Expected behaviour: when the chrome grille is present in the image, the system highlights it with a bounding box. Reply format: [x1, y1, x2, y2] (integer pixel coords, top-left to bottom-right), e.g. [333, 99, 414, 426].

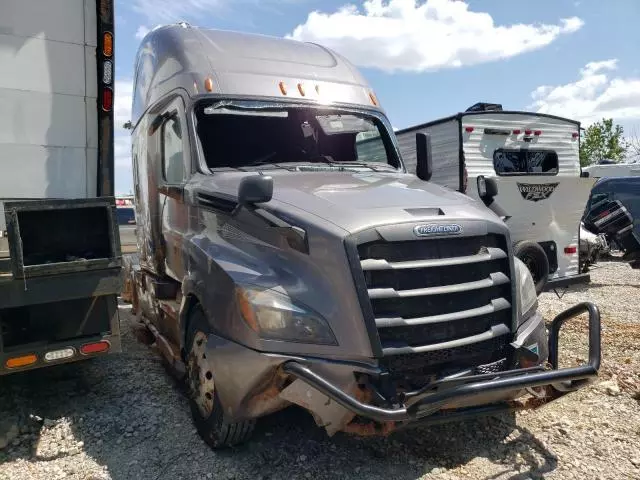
[355, 233, 513, 387]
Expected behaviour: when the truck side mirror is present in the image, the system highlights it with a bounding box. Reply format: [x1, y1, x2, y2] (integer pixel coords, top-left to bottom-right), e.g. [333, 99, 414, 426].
[238, 175, 273, 205]
[416, 132, 433, 182]
[477, 175, 498, 204]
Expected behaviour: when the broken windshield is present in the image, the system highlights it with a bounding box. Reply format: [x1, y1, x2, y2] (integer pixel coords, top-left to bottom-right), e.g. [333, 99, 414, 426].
[196, 101, 399, 171]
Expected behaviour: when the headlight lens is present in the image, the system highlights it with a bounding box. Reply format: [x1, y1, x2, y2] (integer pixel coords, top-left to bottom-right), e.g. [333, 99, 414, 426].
[514, 257, 537, 320]
[236, 286, 337, 345]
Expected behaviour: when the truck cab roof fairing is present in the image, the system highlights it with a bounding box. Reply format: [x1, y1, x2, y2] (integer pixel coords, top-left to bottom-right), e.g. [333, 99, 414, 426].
[131, 25, 382, 128]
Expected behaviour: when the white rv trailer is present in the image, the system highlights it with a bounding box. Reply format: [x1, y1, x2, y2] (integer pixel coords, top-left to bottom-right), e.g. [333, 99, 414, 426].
[582, 161, 640, 179]
[394, 103, 596, 293]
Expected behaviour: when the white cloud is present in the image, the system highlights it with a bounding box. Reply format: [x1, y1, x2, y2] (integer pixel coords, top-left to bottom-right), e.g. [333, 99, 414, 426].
[530, 59, 640, 125]
[286, 0, 583, 73]
[114, 80, 133, 129]
[114, 80, 133, 193]
[135, 25, 151, 40]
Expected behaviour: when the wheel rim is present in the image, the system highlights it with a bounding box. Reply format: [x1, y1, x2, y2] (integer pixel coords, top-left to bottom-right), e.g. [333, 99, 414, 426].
[187, 331, 215, 418]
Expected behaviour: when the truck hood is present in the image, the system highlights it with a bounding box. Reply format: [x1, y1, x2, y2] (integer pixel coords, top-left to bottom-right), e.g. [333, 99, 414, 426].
[195, 170, 497, 233]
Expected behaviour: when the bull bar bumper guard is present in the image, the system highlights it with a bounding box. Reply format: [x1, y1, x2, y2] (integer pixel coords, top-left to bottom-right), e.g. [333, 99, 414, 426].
[282, 302, 601, 423]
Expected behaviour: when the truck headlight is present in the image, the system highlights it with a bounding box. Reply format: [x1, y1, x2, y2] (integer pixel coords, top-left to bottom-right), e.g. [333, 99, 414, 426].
[236, 286, 337, 345]
[514, 257, 538, 320]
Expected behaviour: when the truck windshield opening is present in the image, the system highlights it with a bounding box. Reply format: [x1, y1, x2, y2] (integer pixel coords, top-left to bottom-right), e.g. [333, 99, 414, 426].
[493, 148, 559, 176]
[196, 103, 399, 171]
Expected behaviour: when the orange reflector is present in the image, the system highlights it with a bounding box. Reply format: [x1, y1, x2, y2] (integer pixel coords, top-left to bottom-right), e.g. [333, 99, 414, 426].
[6, 354, 37, 369]
[297, 83, 305, 96]
[279, 81, 287, 95]
[102, 87, 113, 111]
[80, 341, 110, 355]
[103, 32, 113, 57]
[204, 77, 214, 92]
[369, 92, 378, 106]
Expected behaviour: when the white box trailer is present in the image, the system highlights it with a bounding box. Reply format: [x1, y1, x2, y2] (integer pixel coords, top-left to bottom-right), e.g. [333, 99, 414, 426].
[395, 103, 596, 293]
[0, 0, 122, 375]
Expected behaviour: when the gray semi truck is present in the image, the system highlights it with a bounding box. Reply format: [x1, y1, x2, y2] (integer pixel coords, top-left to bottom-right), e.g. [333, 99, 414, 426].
[0, 0, 121, 374]
[124, 23, 601, 448]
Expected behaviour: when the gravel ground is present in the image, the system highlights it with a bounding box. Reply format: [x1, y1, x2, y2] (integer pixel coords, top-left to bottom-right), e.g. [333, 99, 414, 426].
[1, 259, 639, 480]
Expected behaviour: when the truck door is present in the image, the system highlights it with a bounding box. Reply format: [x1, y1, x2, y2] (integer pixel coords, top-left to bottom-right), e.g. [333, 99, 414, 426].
[158, 98, 190, 282]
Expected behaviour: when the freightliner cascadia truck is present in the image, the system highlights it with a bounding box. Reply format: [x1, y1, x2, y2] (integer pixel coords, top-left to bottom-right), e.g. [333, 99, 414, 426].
[123, 24, 602, 448]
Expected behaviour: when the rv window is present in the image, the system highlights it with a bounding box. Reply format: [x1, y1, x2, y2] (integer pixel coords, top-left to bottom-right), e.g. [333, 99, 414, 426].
[162, 115, 186, 184]
[493, 149, 559, 175]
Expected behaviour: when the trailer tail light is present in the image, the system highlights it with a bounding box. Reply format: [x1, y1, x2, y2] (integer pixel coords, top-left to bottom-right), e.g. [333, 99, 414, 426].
[534, 130, 542, 136]
[464, 126, 474, 133]
[102, 87, 113, 111]
[6, 354, 37, 369]
[103, 32, 113, 57]
[103, 60, 113, 85]
[512, 129, 521, 135]
[44, 348, 75, 362]
[80, 341, 110, 355]
[564, 246, 577, 254]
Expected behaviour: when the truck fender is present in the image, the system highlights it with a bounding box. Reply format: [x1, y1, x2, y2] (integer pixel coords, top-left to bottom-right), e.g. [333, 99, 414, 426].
[178, 271, 208, 353]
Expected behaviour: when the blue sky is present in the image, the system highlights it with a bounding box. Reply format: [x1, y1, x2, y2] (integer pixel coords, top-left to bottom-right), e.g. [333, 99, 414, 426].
[113, 0, 640, 194]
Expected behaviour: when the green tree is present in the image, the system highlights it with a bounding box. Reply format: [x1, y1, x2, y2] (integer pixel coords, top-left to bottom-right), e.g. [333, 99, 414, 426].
[579, 118, 627, 167]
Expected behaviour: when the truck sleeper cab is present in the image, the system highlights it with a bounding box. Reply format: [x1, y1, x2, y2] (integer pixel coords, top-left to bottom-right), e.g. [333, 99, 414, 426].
[126, 24, 601, 447]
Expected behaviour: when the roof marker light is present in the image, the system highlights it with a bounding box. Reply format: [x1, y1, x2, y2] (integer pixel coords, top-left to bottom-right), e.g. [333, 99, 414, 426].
[512, 129, 521, 135]
[103, 32, 113, 57]
[369, 92, 378, 106]
[297, 83, 305, 96]
[524, 129, 533, 135]
[204, 77, 214, 92]
[534, 130, 542, 136]
[279, 81, 288, 95]
[464, 126, 474, 133]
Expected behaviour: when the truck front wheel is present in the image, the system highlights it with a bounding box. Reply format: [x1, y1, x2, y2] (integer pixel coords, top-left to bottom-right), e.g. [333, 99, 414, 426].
[186, 305, 256, 448]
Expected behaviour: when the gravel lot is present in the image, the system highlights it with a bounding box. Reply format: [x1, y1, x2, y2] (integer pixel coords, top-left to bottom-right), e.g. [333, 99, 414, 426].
[1, 260, 639, 480]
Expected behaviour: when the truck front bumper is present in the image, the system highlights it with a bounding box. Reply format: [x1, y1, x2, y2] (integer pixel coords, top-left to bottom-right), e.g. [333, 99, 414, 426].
[281, 302, 601, 427]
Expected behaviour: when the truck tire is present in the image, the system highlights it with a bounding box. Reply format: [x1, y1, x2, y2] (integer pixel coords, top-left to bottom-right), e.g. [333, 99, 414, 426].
[185, 305, 256, 449]
[513, 241, 549, 295]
